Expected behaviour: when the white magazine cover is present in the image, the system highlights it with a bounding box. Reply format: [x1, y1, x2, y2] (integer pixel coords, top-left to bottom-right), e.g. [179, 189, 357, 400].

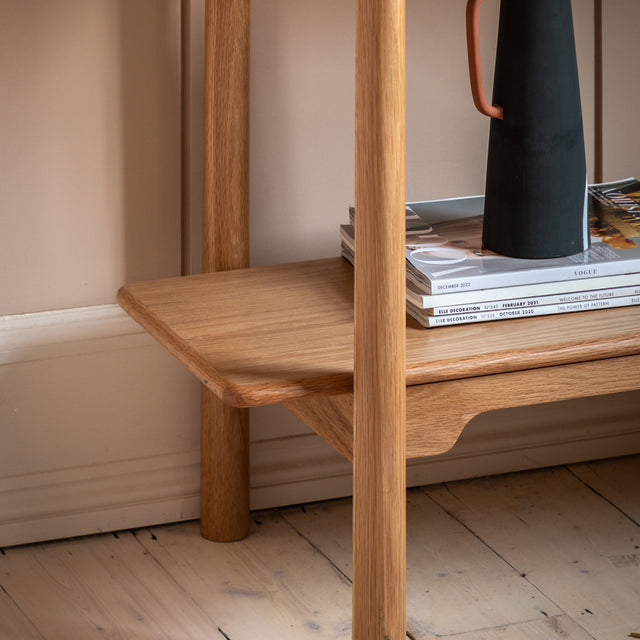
[403, 178, 640, 294]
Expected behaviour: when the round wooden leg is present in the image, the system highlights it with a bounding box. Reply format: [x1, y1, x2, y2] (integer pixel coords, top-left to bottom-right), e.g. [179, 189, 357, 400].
[200, 387, 250, 542]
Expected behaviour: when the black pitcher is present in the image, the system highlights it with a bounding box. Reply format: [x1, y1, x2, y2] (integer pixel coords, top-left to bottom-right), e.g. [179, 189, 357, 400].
[466, 0, 589, 259]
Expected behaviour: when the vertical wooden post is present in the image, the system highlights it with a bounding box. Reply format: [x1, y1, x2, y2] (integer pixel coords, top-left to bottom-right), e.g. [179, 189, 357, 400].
[200, 0, 251, 542]
[353, 0, 407, 638]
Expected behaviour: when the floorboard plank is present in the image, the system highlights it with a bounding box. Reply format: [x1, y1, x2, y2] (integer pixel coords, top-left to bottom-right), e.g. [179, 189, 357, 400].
[0, 531, 220, 640]
[569, 455, 640, 523]
[139, 515, 353, 639]
[1, 458, 637, 639]
[439, 615, 595, 639]
[425, 463, 640, 640]
[0, 584, 45, 640]
[282, 489, 561, 638]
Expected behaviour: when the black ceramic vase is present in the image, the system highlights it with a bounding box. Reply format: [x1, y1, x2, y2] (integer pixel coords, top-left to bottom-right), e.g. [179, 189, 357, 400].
[467, 0, 589, 259]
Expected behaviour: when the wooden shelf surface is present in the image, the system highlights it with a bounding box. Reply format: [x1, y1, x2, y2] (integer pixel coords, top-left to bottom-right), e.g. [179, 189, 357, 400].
[118, 257, 640, 407]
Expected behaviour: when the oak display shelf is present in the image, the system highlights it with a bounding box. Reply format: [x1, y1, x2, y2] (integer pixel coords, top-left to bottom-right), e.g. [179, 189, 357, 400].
[118, 256, 640, 403]
[118, 255, 640, 460]
[117, 1, 640, 638]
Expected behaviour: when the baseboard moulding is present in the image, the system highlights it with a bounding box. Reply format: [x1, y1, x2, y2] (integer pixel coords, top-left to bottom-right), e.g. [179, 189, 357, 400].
[1, 304, 638, 547]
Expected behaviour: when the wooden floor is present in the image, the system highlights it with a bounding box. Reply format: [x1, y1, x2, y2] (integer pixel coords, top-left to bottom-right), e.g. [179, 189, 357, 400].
[1, 455, 638, 640]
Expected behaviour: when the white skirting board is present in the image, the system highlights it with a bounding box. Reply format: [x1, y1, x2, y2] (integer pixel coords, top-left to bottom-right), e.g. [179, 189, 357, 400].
[1, 305, 639, 548]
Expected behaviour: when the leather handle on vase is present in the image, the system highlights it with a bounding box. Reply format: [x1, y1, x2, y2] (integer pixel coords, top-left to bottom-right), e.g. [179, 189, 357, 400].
[466, 0, 503, 120]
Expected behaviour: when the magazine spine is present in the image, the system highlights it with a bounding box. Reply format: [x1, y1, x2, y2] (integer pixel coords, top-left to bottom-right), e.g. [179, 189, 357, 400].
[413, 295, 640, 328]
[350, 239, 640, 309]
[429, 285, 640, 316]
[423, 259, 640, 294]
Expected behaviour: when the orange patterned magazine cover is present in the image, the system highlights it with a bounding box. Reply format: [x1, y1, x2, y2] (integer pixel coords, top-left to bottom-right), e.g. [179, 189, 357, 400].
[589, 179, 640, 250]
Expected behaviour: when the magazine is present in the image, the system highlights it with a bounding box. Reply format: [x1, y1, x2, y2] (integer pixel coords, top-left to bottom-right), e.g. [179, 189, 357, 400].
[345, 178, 640, 295]
[426, 284, 640, 316]
[408, 294, 640, 328]
[342, 226, 640, 309]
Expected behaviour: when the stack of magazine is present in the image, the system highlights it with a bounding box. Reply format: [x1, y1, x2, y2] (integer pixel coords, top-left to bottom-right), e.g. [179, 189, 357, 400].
[341, 177, 640, 328]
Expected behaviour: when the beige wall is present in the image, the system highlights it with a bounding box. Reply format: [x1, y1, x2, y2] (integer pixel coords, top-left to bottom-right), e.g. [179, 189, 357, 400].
[0, 0, 604, 317]
[602, 0, 640, 180]
[0, 0, 181, 316]
[0, 0, 193, 547]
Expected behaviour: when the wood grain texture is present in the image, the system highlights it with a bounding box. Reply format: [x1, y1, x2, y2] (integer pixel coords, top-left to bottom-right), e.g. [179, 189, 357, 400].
[200, 0, 251, 542]
[284, 396, 354, 460]
[353, 1, 406, 638]
[285, 355, 640, 462]
[0, 531, 221, 639]
[426, 466, 640, 638]
[200, 390, 249, 541]
[283, 490, 561, 638]
[404, 353, 640, 458]
[0, 587, 44, 640]
[139, 518, 353, 639]
[202, 0, 249, 273]
[3, 457, 638, 639]
[442, 616, 595, 639]
[284, 391, 468, 462]
[570, 455, 640, 523]
[118, 258, 640, 408]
